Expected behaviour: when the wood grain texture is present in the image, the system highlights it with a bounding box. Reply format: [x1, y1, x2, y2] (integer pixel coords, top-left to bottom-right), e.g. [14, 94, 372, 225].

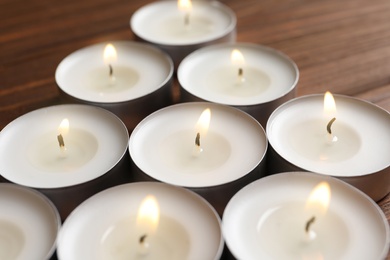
[1, 0, 389, 259]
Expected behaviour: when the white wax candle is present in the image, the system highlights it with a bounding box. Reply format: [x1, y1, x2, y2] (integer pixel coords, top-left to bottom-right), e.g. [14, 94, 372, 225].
[130, 1, 236, 46]
[223, 172, 390, 260]
[178, 43, 298, 106]
[57, 182, 223, 260]
[0, 104, 129, 188]
[129, 102, 267, 187]
[55, 41, 173, 103]
[266, 94, 390, 200]
[0, 184, 60, 260]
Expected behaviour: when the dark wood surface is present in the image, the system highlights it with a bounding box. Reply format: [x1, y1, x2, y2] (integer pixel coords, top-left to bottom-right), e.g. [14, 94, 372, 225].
[1, 0, 389, 259]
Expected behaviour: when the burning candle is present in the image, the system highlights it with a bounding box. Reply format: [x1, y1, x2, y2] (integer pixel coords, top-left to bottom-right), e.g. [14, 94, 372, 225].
[0, 183, 60, 260]
[178, 43, 299, 126]
[55, 41, 173, 129]
[266, 93, 390, 201]
[57, 182, 223, 259]
[129, 102, 267, 188]
[130, 0, 236, 67]
[0, 104, 129, 188]
[222, 172, 390, 260]
[129, 102, 267, 215]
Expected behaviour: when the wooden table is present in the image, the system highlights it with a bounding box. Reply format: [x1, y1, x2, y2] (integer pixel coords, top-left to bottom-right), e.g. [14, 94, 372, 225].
[1, 0, 389, 259]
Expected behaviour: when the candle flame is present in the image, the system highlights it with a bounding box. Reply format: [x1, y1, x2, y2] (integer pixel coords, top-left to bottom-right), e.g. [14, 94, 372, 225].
[305, 182, 331, 215]
[136, 195, 160, 235]
[178, 0, 192, 12]
[58, 118, 69, 136]
[231, 49, 245, 67]
[103, 43, 117, 65]
[195, 108, 211, 137]
[324, 91, 337, 118]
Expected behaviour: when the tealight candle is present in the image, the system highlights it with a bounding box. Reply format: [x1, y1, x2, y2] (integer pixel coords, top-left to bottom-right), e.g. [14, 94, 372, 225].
[57, 182, 223, 260]
[129, 102, 267, 215]
[178, 43, 299, 126]
[266, 93, 390, 201]
[0, 104, 129, 188]
[129, 102, 267, 188]
[55, 41, 174, 129]
[223, 172, 390, 260]
[0, 183, 60, 260]
[130, 0, 236, 67]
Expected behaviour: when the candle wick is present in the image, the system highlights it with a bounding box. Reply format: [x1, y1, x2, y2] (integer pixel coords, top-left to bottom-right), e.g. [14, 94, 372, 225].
[326, 117, 336, 135]
[57, 134, 65, 148]
[108, 64, 116, 85]
[238, 68, 243, 77]
[184, 13, 190, 26]
[305, 216, 316, 233]
[195, 132, 200, 147]
[109, 64, 113, 77]
[139, 234, 147, 244]
[237, 67, 245, 84]
[193, 132, 203, 157]
[138, 234, 150, 255]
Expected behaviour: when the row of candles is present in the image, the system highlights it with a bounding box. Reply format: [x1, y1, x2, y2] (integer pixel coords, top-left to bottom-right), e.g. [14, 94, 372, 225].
[0, 0, 389, 259]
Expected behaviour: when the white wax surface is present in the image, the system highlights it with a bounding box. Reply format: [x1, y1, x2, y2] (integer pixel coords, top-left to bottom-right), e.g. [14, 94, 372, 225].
[223, 172, 390, 260]
[0, 104, 129, 188]
[267, 94, 390, 176]
[0, 184, 60, 260]
[178, 43, 298, 105]
[129, 102, 267, 187]
[57, 182, 223, 260]
[130, 1, 236, 45]
[55, 41, 173, 103]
